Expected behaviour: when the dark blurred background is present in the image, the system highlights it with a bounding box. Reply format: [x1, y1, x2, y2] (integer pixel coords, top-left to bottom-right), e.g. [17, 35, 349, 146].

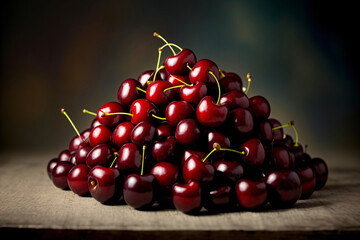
[1, 0, 359, 160]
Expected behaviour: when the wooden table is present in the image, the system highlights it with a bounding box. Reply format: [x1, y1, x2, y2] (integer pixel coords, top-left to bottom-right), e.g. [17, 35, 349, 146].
[0, 152, 359, 239]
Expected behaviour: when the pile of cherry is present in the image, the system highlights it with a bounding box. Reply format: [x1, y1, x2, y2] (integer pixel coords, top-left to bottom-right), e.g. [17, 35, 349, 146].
[47, 33, 328, 214]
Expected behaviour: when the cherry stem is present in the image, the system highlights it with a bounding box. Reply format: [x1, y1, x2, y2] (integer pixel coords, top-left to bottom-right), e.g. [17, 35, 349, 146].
[83, 109, 97, 116]
[202, 142, 245, 162]
[101, 112, 133, 118]
[61, 108, 81, 137]
[272, 120, 299, 147]
[155, 48, 162, 72]
[208, 70, 221, 105]
[159, 43, 183, 52]
[186, 64, 192, 71]
[152, 65, 165, 82]
[151, 114, 166, 121]
[140, 145, 146, 175]
[136, 87, 147, 94]
[245, 73, 252, 95]
[219, 69, 226, 78]
[170, 76, 191, 86]
[153, 32, 176, 55]
[109, 153, 118, 168]
[163, 85, 185, 93]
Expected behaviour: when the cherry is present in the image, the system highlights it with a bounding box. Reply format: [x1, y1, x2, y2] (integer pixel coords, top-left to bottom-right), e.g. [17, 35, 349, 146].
[182, 155, 215, 183]
[47, 158, 59, 179]
[240, 138, 265, 166]
[69, 153, 77, 165]
[165, 101, 194, 127]
[89, 125, 112, 147]
[189, 59, 220, 85]
[181, 149, 207, 166]
[196, 96, 228, 128]
[67, 163, 91, 196]
[131, 121, 156, 146]
[117, 78, 144, 107]
[235, 179, 267, 210]
[150, 162, 179, 188]
[123, 173, 157, 209]
[75, 145, 92, 165]
[51, 161, 74, 189]
[149, 67, 169, 82]
[172, 180, 202, 213]
[130, 99, 158, 125]
[167, 75, 191, 93]
[207, 131, 230, 158]
[165, 48, 197, 75]
[214, 160, 244, 183]
[269, 118, 284, 143]
[268, 146, 293, 170]
[219, 90, 249, 110]
[156, 123, 174, 139]
[97, 102, 124, 127]
[180, 82, 207, 104]
[229, 107, 253, 134]
[266, 170, 302, 208]
[175, 119, 201, 146]
[88, 166, 123, 204]
[219, 76, 242, 93]
[310, 158, 328, 190]
[112, 122, 134, 148]
[86, 144, 114, 169]
[296, 166, 316, 199]
[137, 70, 153, 89]
[68, 129, 90, 152]
[117, 143, 141, 174]
[58, 150, 71, 162]
[90, 118, 102, 129]
[203, 185, 235, 212]
[222, 72, 242, 83]
[152, 136, 177, 162]
[248, 96, 271, 120]
[255, 119, 274, 144]
[146, 80, 176, 107]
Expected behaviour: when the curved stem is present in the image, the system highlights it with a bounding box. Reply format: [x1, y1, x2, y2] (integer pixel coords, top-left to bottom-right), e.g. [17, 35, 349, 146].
[171, 76, 191, 86]
[163, 85, 185, 93]
[151, 114, 166, 121]
[159, 43, 183, 52]
[272, 120, 299, 147]
[245, 73, 252, 95]
[102, 112, 133, 117]
[152, 65, 165, 82]
[186, 64, 192, 71]
[61, 109, 80, 137]
[155, 49, 162, 72]
[208, 70, 221, 105]
[109, 153, 118, 168]
[219, 69, 226, 78]
[202, 148, 217, 162]
[83, 109, 97, 116]
[219, 148, 245, 155]
[153, 32, 176, 55]
[136, 87, 147, 94]
[140, 145, 146, 175]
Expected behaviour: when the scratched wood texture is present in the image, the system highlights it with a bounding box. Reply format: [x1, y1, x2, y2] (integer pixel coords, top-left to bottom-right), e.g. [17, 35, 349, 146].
[0, 152, 359, 239]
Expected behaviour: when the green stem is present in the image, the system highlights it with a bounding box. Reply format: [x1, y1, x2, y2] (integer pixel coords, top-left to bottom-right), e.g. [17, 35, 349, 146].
[159, 43, 183, 52]
[208, 70, 221, 105]
[245, 73, 252, 95]
[163, 85, 185, 93]
[151, 114, 166, 121]
[83, 109, 97, 116]
[136, 87, 147, 94]
[61, 109, 80, 137]
[109, 153, 118, 168]
[153, 32, 176, 55]
[102, 112, 133, 117]
[152, 65, 165, 82]
[140, 145, 146, 175]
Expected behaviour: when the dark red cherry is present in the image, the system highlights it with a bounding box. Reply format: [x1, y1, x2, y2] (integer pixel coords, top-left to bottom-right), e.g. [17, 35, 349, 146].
[97, 102, 124, 127]
[219, 90, 249, 110]
[149, 67, 169, 81]
[47, 158, 59, 179]
[165, 101, 194, 127]
[112, 122, 134, 148]
[180, 81, 207, 104]
[88, 166, 123, 204]
[236, 179, 267, 210]
[189, 59, 220, 85]
[69, 129, 90, 152]
[229, 108, 253, 134]
[90, 118, 102, 129]
[152, 136, 177, 162]
[130, 99, 158, 125]
[207, 131, 230, 158]
[256, 119, 274, 144]
[67, 163, 91, 196]
[58, 150, 71, 162]
[156, 124, 174, 139]
[117, 143, 141, 174]
[175, 119, 201, 146]
[117, 78, 144, 107]
[296, 166, 316, 199]
[181, 150, 207, 166]
[86, 144, 114, 169]
[203, 185, 234, 212]
[69, 153, 77, 165]
[219, 76, 242, 93]
[123, 173, 157, 209]
[222, 72, 242, 82]
[150, 162, 179, 188]
[266, 170, 302, 208]
[131, 121, 156, 146]
[214, 160, 244, 183]
[167, 75, 191, 93]
[248, 96, 271, 120]
[137, 70, 153, 89]
[89, 125, 112, 147]
[51, 161, 73, 189]
[269, 118, 284, 143]
[196, 96, 228, 128]
[240, 138, 265, 166]
[182, 155, 215, 183]
[310, 158, 328, 190]
[165, 48, 196, 75]
[269, 146, 293, 170]
[172, 180, 202, 213]
[75, 145, 92, 165]
[146, 80, 175, 107]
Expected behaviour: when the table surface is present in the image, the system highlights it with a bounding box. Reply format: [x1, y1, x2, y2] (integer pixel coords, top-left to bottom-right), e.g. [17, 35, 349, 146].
[0, 151, 359, 239]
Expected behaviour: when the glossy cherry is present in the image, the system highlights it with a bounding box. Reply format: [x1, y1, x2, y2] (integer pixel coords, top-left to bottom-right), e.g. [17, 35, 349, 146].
[189, 59, 220, 85]
[203, 185, 234, 212]
[165, 101, 194, 127]
[123, 173, 157, 209]
[180, 82, 207, 104]
[69, 129, 91, 152]
[51, 161, 74, 189]
[130, 99, 158, 125]
[214, 160, 244, 183]
[269, 118, 284, 143]
[240, 138, 265, 166]
[196, 96, 228, 128]
[86, 144, 114, 169]
[229, 107, 253, 134]
[97, 102, 124, 127]
[67, 163, 91, 196]
[165, 48, 196, 75]
[207, 131, 230, 158]
[131, 121, 156, 146]
[175, 119, 201, 146]
[219, 76, 242, 93]
[47, 158, 59, 179]
[112, 122, 134, 148]
[182, 155, 215, 183]
[236, 179, 267, 210]
[137, 70, 153, 89]
[266, 170, 302, 208]
[156, 124, 174, 139]
[172, 180, 202, 213]
[181, 150, 207, 166]
[255, 119, 274, 144]
[88, 166, 123, 204]
[296, 166, 316, 199]
[89, 125, 112, 147]
[116, 143, 141, 174]
[152, 136, 177, 162]
[167, 75, 191, 93]
[117, 78, 144, 107]
[75, 145, 92, 165]
[150, 162, 179, 188]
[58, 150, 71, 162]
[219, 90, 249, 110]
[146, 80, 176, 107]
[310, 158, 328, 190]
[248, 96, 271, 120]
[268, 146, 293, 170]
